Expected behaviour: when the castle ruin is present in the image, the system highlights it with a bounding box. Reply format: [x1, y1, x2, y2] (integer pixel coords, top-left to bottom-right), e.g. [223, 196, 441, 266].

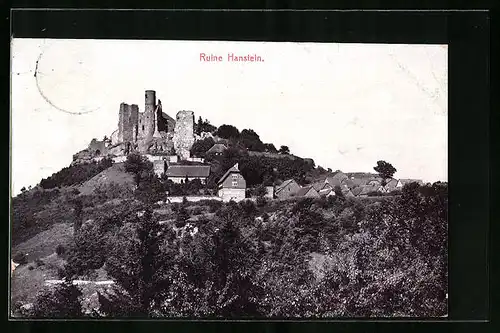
[73, 90, 197, 164]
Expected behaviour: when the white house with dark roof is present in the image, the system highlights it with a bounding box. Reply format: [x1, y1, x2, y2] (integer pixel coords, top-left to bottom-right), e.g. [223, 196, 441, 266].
[165, 164, 211, 184]
[217, 163, 246, 202]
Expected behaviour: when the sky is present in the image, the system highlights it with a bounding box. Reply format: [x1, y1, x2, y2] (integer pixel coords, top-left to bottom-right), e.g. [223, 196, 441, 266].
[10, 38, 448, 196]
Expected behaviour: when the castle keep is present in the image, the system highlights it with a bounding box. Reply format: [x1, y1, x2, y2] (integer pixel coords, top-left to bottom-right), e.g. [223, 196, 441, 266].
[73, 90, 197, 164]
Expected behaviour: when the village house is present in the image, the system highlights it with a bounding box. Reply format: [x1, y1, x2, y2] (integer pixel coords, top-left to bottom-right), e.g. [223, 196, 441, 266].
[206, 143, 227, 156]
[296, 185, 321, 198]
[325, 171, 349, 187]
[217, 163, 246, 202]
[165, 164, 211, 184]
[275, 179, 301, 199]
[319, 187, 336, 197]
[358, 184, 384, 197]
[383, 178, 403, 192]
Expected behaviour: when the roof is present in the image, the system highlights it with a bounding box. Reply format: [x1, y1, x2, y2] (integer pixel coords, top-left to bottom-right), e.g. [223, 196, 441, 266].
[325, 177, 343, 187]
[206, 143, 227, 154]
[359, 185, 381, 195]
[311, 181, 325, 191]
[342, 179, 355, 188]
[275, 179, 297, 193]
[351, 178, 369, 186]
[296, 186, 318, 197]
[217, 163, 242, 184]
[165, 165, 211, 178]
[351, 187, 363, 196]
[399, 179, 423, 185]
[384, 178, 399, 190]
[319, 188, 333, 196]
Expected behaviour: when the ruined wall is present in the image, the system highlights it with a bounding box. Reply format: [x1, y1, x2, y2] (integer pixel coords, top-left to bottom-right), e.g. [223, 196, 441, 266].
[118, 103, 139, 143]
[173, 110, 195, 160]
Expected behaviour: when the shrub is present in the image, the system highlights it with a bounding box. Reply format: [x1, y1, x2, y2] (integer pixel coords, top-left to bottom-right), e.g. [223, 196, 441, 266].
[55, 244, 66, 256]
[31, 282, 84, 318]
[13, 253, 28, 265]
[256, 196, 267, 207]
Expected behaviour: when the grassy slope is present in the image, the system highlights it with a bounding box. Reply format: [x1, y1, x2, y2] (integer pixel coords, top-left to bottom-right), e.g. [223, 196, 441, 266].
[78, 162, 135, 195]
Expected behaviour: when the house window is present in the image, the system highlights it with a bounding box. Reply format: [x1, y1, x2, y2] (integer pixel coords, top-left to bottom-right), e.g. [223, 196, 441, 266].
[232, 180, 238, 187]
[142, 125, 145, 131]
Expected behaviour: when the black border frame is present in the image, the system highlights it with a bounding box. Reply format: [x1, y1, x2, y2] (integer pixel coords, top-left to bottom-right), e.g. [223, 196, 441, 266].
[5, 5, 495, 333]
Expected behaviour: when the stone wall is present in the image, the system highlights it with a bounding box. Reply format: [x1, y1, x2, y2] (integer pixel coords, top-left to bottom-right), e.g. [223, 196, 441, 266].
[173, 110, 195, 160]
[118, 103, 139, 143]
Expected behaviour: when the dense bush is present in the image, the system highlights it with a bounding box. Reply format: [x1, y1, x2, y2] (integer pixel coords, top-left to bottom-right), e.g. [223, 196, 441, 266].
[30, 282, 84, 318]
[18, 181, 447, 318]
[40, 158, 113, 189]
[190, 137, 215, 157]
[13, 252, 28, 265]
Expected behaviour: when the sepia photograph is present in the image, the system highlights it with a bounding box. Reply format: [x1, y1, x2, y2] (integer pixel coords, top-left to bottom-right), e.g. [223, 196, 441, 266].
[10, 38, 448, 319]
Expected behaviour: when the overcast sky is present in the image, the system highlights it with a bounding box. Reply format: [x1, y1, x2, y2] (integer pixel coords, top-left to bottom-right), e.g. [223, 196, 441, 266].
[10, 38, 447, 195]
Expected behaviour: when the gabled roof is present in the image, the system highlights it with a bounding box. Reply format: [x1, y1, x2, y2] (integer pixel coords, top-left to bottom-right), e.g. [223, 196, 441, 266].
[296, 186, 319, 197]
[351, 178, 369, 186]
[325, 177, 343, 187]
[359, 184, 381, 195]
[384, 178, 400, 190]
[165, 165, 211, 178]
[217, 163, 242, 184]
[351, 187, 363, 196]
[275, 179, 298, 193]
[206, 143, 227, 154]
[311, 181, 325, 191]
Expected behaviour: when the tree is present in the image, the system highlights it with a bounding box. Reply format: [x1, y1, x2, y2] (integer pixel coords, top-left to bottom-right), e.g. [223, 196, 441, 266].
[373, 160, 397, 185]
[31, 281, 84, 318]
[190, 137, 215, 157]
[239, 129, 265, 152]
[264, 143, 278, 153]
[196, 117, 217, 135]
[99, 209, 170, 317]
[334, 185, 345, 199]
[124, 153, 153, 186]
[279, 145, 290, 154]
[72, 199, 83, 233]
[216, 124, 240, 139]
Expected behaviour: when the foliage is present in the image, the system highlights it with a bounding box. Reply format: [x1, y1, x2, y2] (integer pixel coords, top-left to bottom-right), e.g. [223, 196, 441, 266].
[190, 137, 215, 157]
[64, 221, 106, 278]
[373, 160, 397, 183]
[279, 145, 290, 154]
[13, 252, 28, 265]
[210, 149, 313, 189]
[30, 282, 84, 318]
[40, 158, 113, 189]
[263, 143, 278, 153]
[239, 129, 266, 152]
[55, 244, 66, 256]
[216, 124, 240, 139]
[124, 153, 153, 186]
[195, 117, 217, 135]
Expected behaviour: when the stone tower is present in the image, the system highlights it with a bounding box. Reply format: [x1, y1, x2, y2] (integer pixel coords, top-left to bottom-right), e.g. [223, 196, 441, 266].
[138, 90, 157, 140]
[173, 110, 195, 160]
